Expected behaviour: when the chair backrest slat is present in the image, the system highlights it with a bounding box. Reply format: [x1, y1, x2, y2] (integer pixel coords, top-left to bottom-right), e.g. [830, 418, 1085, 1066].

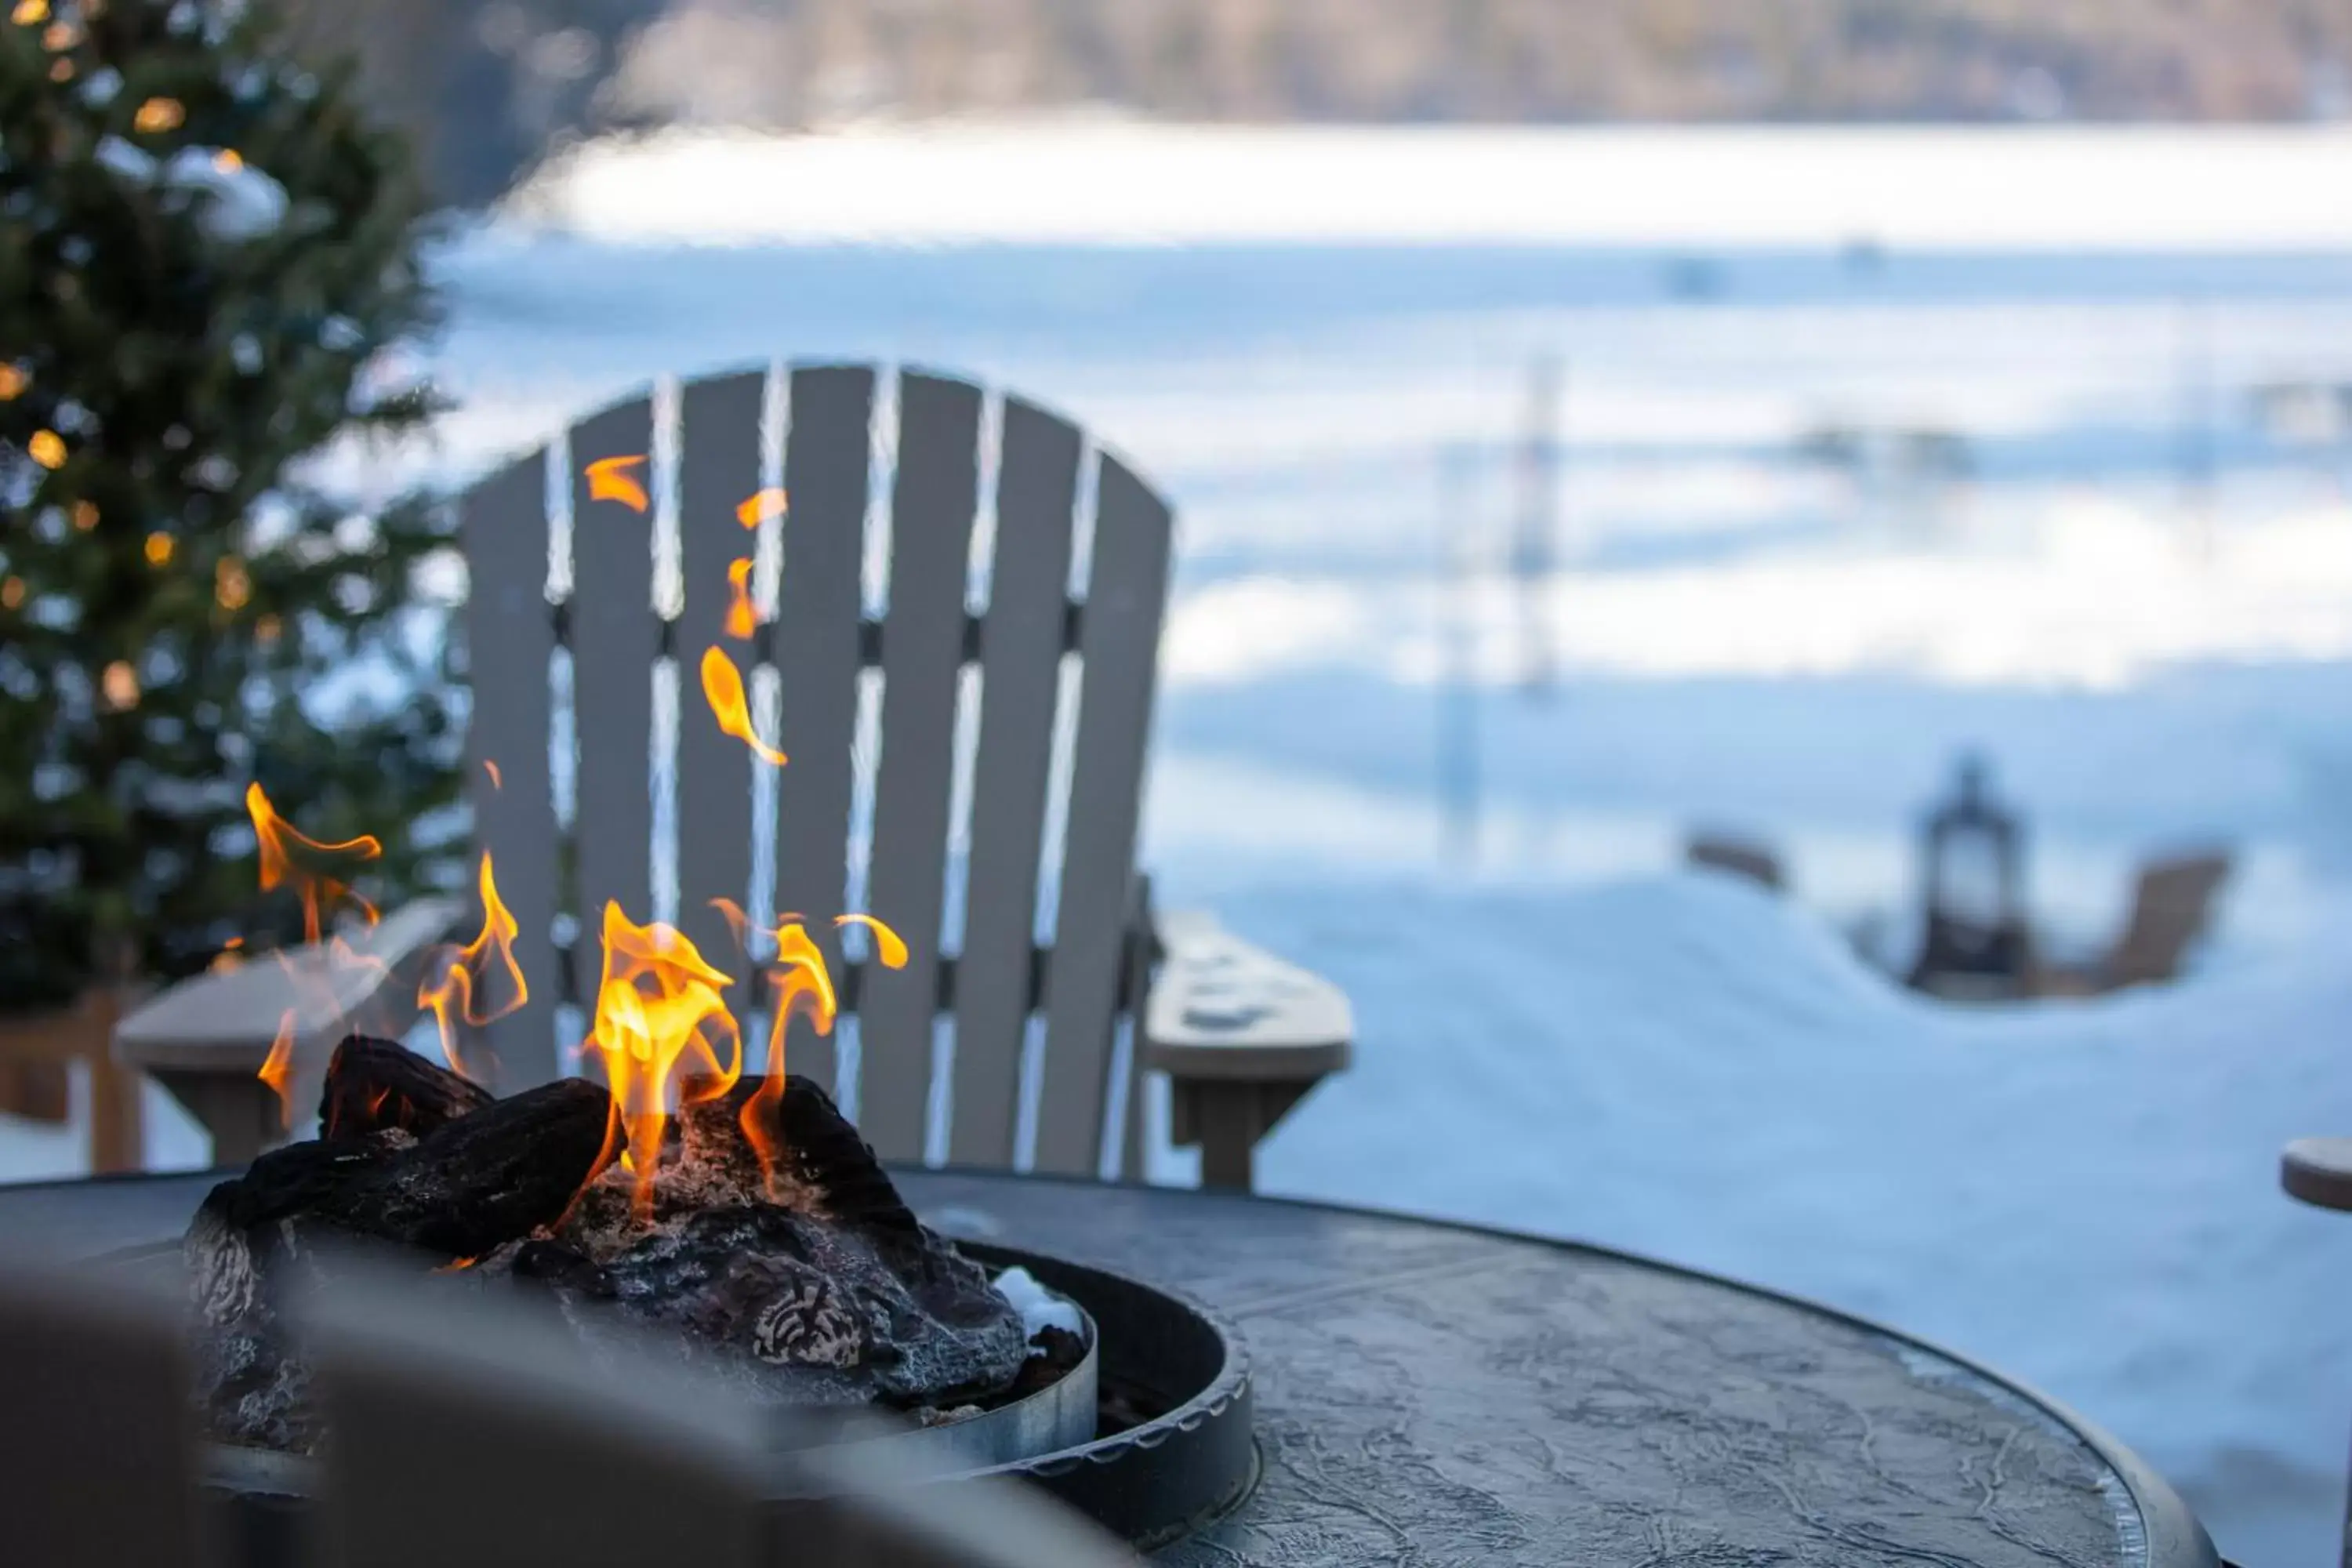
[1033, 455, 1171, 1177]
[859, 373, 984, 1161]
[769, 365, 877, 1098]
[461, 450, 563, 1088]
[568, 394, 660, 1007]
[673, 370, 769, 994]
[949, 397, 1082, 1168]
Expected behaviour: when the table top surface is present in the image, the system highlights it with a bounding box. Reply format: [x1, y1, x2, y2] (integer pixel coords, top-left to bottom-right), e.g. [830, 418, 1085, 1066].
[0, 1167, 2211, 1568]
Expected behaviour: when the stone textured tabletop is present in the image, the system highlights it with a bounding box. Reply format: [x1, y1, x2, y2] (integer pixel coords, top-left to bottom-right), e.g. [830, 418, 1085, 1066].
[0, 1167, 2214, 1568]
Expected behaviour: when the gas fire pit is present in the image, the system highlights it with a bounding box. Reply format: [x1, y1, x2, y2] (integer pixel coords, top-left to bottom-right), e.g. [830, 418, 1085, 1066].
[148, 1034, 1255, 1558]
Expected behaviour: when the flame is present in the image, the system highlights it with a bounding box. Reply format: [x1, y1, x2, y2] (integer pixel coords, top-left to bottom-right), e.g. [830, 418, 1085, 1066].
[417, 851, 528, 1086]
[709, 899, 906, 1197]
[584, 454, 649, 513]
[583, 902, 743, 1222]
[699, 646, 786, 766]
[834, 913, 909, 967]
[723, 557, 757, 639]
[259, 1011, 297, 1129]
[735, 487, 787, 528]
[244, 784, 384, 1129]
[482, 759, 503, 790]
[247, 782, 380, 942]
[737, 922, 839, 1194]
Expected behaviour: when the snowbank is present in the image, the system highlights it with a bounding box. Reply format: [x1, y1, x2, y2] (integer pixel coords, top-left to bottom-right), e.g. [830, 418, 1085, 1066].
[1168, 872, 2352, 1568]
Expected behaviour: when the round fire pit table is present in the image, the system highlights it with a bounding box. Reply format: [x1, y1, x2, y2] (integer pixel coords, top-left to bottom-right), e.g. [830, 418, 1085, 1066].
[0, 1167, 2215, 1568]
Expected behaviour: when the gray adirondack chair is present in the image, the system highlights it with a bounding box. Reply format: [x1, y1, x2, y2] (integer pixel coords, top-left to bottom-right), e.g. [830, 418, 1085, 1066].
[0, 1244, 1142, 1568]
[115, 362, 1349, 1189]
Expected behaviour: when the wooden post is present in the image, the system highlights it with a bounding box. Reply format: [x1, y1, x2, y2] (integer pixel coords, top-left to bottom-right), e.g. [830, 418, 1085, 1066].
[88, 935, 147, 1174]
[0, 979, 146, 1175]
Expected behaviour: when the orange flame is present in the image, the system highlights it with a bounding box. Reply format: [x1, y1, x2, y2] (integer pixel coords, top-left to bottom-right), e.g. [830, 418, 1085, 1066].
[245, 785, 384, 1130]
[259, 1011, 298, 1130]
[482, 759, 503, 790]
[739, 921, 839, 1196]
[417, 851, 529, 1087]
[584, 902, 743, 1222]
[735, 487, 787, 528]
[834, 913, 909, 967]
[699, 646, 786, 766]
[246, 782, 381, 944]
[584, 454, 649, 513]
[710, 899, 907, 1198]
[724, 557, 757, 640]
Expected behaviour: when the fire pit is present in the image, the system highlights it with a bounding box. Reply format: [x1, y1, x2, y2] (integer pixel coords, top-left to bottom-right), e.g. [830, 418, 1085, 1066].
[136, 1034, 1255, 1559]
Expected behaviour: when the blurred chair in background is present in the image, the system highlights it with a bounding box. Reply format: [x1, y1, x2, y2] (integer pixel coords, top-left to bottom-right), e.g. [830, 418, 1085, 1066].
[1684, 831, 1787, 894]
[2028, 851, 2233, 998]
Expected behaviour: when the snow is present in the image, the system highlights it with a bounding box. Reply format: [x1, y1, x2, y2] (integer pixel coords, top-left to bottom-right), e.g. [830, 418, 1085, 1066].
[93, 135, 288, 241]
[24, 125, 2352, 1566]
[990, 1265, 1085, 1348]
[1147, 873, 2351, 1568]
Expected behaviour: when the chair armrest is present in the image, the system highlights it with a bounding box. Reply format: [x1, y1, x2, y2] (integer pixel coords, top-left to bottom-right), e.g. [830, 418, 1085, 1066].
[2283, 1138, 2352, 1212]
[114, 897, 466, 1075]
[1142, 909, 1352, 1083]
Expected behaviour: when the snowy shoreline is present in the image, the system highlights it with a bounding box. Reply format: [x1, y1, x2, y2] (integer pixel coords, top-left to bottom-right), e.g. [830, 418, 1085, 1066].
[504, 122, 2352, 251]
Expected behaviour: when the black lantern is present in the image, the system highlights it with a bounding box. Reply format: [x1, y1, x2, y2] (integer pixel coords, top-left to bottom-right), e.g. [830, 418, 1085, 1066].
[1907, 753, 2032, 995]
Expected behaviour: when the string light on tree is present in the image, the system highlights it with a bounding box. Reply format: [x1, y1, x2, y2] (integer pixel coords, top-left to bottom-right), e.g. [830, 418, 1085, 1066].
[100, 661, 139, 710]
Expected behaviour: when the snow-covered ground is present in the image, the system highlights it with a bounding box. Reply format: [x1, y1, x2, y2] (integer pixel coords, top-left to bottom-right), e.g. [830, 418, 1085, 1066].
[12, 128, 2352, 1564]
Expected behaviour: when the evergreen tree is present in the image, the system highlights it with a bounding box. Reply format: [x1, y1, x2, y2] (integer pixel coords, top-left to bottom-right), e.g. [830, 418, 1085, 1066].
[0, 0, 461, 1010]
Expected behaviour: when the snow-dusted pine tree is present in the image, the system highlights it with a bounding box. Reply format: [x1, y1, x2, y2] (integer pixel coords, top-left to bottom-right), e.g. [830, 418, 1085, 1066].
[0, 0, 461, 1007]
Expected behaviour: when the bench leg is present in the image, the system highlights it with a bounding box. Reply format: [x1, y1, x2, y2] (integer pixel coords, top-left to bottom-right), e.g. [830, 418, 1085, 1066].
[1194, 1086, 1258, 1192]
[1172, 1078, 1323, 1193]
[152, 1071, 281, 1169]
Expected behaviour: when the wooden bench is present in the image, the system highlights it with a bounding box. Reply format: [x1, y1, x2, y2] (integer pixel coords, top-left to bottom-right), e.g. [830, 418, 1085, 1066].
[118, 362, 1349, 1189]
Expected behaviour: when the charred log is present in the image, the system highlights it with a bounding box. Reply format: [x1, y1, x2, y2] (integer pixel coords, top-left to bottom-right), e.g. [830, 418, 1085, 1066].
[195, 1076, 609, 1269]
[183, 1069, 1047, 1453]
[678, 1074, 916, 1235]
[316, 1034, 492, 1142]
